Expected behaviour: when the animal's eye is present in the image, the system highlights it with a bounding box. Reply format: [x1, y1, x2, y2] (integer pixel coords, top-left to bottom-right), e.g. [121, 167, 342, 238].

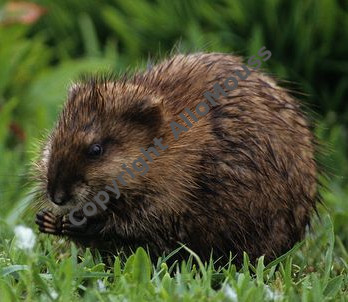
[87, 144, 103, 157]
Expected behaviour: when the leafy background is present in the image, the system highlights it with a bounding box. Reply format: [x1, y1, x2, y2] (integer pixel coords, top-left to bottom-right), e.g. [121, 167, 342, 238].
[0, 0, 347, 300]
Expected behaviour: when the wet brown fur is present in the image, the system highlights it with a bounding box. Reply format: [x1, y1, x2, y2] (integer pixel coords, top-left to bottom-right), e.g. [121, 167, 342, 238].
[34, 53, 318, 265]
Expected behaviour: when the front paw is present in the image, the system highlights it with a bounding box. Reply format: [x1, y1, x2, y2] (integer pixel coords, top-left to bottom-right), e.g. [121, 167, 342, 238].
[36, 210, 104, 240]
[61, 213, 104, 239]
[61, 214, 88, 237]
[35, 209, 62, 235]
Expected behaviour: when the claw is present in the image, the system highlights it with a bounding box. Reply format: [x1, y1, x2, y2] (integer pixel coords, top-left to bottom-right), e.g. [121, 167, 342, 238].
[39, 226, 60, 235]
[35, 209, 62, 235]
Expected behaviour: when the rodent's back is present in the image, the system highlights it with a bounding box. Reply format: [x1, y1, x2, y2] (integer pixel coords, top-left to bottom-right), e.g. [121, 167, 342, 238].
[135, 53, 317, 262]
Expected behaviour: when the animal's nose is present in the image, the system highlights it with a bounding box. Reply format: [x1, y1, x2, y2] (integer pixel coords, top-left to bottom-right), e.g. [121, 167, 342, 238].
[50, 190, 70, 205]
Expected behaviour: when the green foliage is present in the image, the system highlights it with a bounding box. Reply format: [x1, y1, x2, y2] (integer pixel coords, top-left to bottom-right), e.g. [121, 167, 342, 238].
[0, 216, 346, 301]
[31, 0, 348, 119]
[0, 0, 347, 300]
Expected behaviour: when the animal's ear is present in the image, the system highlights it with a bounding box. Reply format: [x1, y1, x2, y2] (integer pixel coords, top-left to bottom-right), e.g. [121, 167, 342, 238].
[122, 98, 163, 130]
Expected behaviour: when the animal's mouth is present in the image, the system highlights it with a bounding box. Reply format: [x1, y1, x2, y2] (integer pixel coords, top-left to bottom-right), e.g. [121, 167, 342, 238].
[45, 194, 82, 215]
[48, 202, 76, 216]
[43, 187, 125, 223]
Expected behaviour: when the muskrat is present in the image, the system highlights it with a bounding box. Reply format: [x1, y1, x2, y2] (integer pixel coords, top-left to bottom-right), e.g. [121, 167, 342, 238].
[34, 50, 318, 265]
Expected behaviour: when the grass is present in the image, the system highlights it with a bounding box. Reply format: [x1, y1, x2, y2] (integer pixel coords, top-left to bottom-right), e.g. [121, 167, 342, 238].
[0, 0, 347, 300]
[0, 215, 347, 301]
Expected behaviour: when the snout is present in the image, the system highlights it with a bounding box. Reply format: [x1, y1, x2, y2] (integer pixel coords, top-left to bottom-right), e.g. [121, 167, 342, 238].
[48, 189, 72, 205]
